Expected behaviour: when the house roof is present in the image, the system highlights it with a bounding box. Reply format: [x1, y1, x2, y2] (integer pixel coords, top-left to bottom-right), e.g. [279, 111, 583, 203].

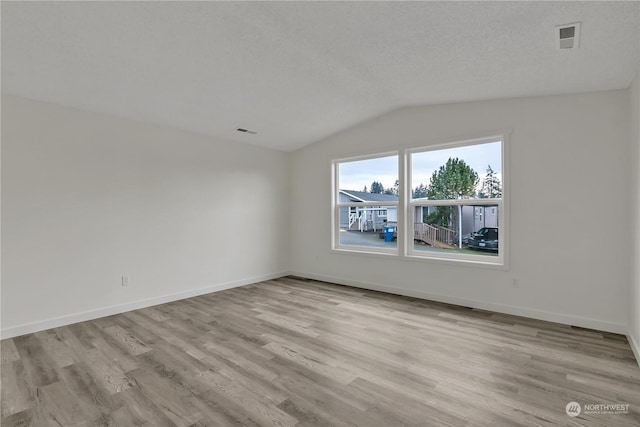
[2, 2, 638, 152]
[340, 190, 399, 203]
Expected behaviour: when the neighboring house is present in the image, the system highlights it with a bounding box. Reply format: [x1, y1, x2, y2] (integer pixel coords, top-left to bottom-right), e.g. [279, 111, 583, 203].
[415, 203, 498, 233]
[464, 205, 498, 232]
[342, 192, 498, 239]
[414, 203, 499, 247]
[339, 190, 398, 231]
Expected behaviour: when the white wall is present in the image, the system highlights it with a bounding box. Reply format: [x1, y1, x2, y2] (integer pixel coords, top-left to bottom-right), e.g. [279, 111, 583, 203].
[290, 90, 631, 333]
[630, 70, 640, 359]
[3, 89, 636, 341]
[1, 95, 290, 337]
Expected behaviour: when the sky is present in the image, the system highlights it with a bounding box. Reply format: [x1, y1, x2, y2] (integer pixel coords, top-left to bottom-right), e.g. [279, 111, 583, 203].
[338, 141, 502, 192]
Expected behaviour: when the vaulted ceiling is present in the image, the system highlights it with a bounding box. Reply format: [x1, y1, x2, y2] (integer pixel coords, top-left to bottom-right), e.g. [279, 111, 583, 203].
[2, 1, 638, 151]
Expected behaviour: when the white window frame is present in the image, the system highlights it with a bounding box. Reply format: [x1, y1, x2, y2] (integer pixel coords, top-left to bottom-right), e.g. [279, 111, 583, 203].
[331, 133, 508, 268]
[406, 136, 507, 266]
[332, 152, 400, 256]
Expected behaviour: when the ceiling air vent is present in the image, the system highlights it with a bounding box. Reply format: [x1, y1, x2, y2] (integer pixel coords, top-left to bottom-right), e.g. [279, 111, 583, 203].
[555, 22, 581, 50]
[236, 128, 257, 135]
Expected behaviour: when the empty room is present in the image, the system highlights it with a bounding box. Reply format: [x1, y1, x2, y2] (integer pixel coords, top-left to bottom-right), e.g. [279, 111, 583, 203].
[2, 1, 640, 426]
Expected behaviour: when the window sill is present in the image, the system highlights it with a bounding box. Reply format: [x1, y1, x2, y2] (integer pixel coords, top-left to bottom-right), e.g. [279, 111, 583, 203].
[330, 247, 508, 270]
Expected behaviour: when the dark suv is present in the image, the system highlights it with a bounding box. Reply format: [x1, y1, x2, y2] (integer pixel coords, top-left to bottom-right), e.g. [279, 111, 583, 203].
[468, 227, 498, 252]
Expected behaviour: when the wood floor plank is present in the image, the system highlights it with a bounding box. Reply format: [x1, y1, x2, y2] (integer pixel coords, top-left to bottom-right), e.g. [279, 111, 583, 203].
[80, 348, 135, 394]
[200, 337, 279, 383]
[101, 325, 152, 356]
[196, 369, 298, 427]
[350, 376, 469, 427]
[58, 361, 120, 420]
[109, 384, 179, 427]
[12, 335, 59, 388]
[34, 330, 79, 368]
[1, 339, 21, 364]
[1, 407, 49, 427]
[196, 388, 265, 427]
[2, 276, 639, 426]
[137, 306, 171, 323]
[36, 380, 88, 426]
[123, 311, 208, 360]
[1, 360, 34, 418]
[262, 340, 358, 385]
[125, 367, 202, 427]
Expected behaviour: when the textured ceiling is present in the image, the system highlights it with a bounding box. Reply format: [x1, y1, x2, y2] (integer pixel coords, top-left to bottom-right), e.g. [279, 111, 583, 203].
[2, 1, 639, 151]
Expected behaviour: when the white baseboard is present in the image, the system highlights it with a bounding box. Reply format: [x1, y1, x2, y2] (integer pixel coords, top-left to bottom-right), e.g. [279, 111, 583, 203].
[1, 271, 288, 339]
[290, 271, 628, 335]
[628, 330, 640, 368]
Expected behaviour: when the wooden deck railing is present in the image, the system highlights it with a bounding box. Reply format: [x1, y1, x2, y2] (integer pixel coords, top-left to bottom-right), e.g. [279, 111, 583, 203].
[414, 223, 457, 248]
[434, 225, 456, 245]
[414, 223, 437, 243]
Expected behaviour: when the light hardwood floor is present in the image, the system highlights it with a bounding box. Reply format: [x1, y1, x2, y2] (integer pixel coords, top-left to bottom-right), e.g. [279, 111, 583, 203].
[1, 276, 639, 426]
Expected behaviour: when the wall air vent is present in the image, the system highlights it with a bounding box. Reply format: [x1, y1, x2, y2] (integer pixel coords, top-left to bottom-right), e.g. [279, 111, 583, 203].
[555, 22, 581, 50]
[237, 128, 257, 135]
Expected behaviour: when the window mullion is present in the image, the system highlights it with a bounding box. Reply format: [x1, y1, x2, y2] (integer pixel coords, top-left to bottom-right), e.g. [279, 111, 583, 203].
[333, 135, 505, 266]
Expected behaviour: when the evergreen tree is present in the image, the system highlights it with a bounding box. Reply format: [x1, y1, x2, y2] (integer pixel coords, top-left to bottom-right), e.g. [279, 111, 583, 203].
[425, 158, 478, 228]
[412, 183, 428, 199]
[478, 165, 502, 198]
[426, 158, 478, 200]
[384, 179, 400, 196]
[370, 181, 385, 194]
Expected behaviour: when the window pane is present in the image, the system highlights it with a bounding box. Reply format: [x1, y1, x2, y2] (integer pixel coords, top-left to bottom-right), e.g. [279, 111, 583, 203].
[338, 155, 399, 201]
[413, 204, 499, 257]
[336, 154, 398, 251]
[411, 141, 502, 200]
[339, 205, 398, 249]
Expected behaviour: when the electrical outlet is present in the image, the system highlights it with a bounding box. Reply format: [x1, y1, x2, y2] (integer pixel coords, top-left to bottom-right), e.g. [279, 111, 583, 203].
[122, 275, 130, 287]
[512, 278, 519, 288]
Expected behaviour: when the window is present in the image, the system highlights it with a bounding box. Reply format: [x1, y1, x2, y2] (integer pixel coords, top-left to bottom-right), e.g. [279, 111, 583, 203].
[333, 154, 399, 253]
[332, 135, 507, 266]
[409, 138, 504, 264]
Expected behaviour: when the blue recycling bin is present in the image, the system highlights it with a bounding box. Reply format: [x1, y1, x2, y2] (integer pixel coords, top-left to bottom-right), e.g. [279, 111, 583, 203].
[384, 226, 395, 242]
